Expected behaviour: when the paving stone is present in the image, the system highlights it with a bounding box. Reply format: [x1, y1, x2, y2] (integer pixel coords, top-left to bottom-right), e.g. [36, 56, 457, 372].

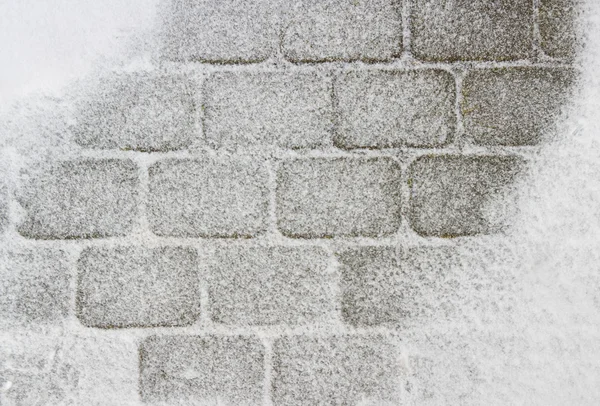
[0, 370, 65, 406]
[276, 157, 402, 238]
[338, 246, 466, 327]
[204, 71, 333, 150]
[161, 0, 278, 63]
[335, 69, 456, 148]
[408, 155, 525, 237]
[411, 0, 533, 61]
[76, 246, 200, 328]
[463, 67, 576, 146]
[148, 157, 269, 237]
[272, 335, 402, 405]
[208, 245, 335, 326]
[0, 249, 70, 326]
[17, 159, 139, 239]
[540, 0, 582, 58]
[282, 0, 402, 62]
[140, 335, 264, 405]
[74, 72, 196, 152]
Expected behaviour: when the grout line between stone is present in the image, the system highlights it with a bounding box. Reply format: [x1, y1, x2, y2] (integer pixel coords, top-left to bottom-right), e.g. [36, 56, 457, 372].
[262, 338, 274, 406]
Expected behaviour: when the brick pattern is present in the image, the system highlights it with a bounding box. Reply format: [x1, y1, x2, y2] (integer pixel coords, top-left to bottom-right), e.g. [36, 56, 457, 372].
[77, 246, 200, 328]
[17, 159, 139, 239]
[462, 67, 576, 146]
[74, 72, 196, 152]
[3, 1, 580, 405]
[147, 157, 269, 237]
[276, 157, 403, 238]
[408, 155, 525, 237]
[272, 335, 402, 405]
[208, 245, 335, 326]
[335, 69, 456, 148]
[0, 249, 70, 327]
[411, 0, 533, 62]
[540, 0, 582, 59]
[140, 335, 264, 404]
[281, 0, 403, 63]
[204, 71, 334, 149]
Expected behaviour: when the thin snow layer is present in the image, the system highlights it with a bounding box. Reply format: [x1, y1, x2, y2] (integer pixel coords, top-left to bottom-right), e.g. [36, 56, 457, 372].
[0, 1, 599, 405]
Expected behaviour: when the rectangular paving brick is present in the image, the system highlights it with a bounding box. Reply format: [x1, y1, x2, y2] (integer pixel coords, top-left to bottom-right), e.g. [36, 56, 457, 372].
[462, 67, 576, 146]
[77, 246, 200, 328]
[408, 155, 524, 237]
[276, 157, 402, 238]
[272, 335, 402, 405]
[161, 0, 278, 63]
[540, 0, 582, 58]
[18, 159, 139, 239]
[0, 249, 70, 327]
[338, 246, 464, 328]
[208, 245, 335, 326]
[74, 72, 196, 152]
[282, 0, 402, 62]
[204, 71, 333, 150]
[411, 0, 533, 61]
[335, 69, 456, 148]
[140, 335, 264, 405]
[148, 157, 269, 237]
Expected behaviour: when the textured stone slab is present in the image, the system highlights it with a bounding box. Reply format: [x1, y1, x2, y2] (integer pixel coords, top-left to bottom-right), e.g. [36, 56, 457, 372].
[272, 335, 402, 405]
[463, 68, 575, 146]
[540, 0, 582, 58]
[411, 0, 533, 61]
[140, 335, 264, 405]
[148, 157, 269, 237]
[0, 249, 70, 326]
[74, 72, 196, 152]
[338, 246, 465, 327]
[208, 246, 334, 325]
[18, 159, 139, 239]
[161, 0, 278, 63]
[276, 157, 402, 238]
[335, 69, 456, 148]
[408, 155, 524, 237]
[282, 0, 402, 62]
[76, 246, 200, 328]
[204, 72, 333, 150]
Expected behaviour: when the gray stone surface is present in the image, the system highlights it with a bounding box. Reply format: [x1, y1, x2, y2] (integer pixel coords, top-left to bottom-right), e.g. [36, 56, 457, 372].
[0, 371, 66, 406]
[74, 72, 196, 152]
[272, 335, 402, 405]
[148, 157, 269, 237]
[204, 72, 333, 150]
[18, 159, 139, 239]
[338, 246, 466, 327]
[463, 68, 575, 146]
[160, 0, 278, 63]
[540, 0, 582, 59]
[282, 0, 402, 62]
[208, 246, 334, 326]
[0, 249, 70, 326]
[276, 157, 402, 238]
[140, 335, 264, 405]
[335, 69, 456, 148]
[411, 0, 533, 61]
[408, 155, 525, 237]
[76, 246, 200, 328]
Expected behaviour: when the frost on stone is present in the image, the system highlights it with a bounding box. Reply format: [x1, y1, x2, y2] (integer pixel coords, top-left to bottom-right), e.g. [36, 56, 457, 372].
[0, 249, 70, 327]
[17, 159, 140, 239]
